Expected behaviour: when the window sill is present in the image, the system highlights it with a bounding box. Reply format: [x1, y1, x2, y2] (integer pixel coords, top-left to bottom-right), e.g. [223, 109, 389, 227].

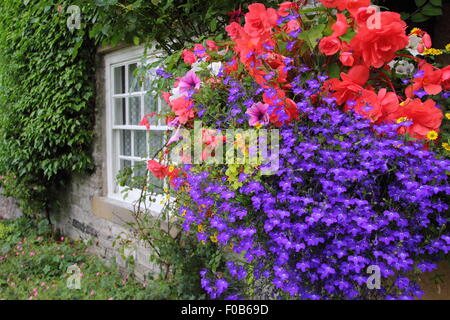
[92, 196, 179, 238]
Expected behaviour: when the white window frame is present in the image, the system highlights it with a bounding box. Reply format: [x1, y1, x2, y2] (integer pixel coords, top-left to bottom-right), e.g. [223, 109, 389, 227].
[104, 46, 168, 212]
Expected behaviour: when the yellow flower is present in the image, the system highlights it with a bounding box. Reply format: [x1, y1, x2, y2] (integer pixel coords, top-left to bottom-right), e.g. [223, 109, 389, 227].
[396, 117, 410, 124]
[445, 113, 450, 120]
[210, 232, 218, 243]
[446, 43, 450, 51]
[181, 210, 187, 216]
[426, 130, 438, 141]
[410, 28, 422, 36]
[443, 143, 450, 151]
[197, 224, 205, 233]
[423, 48, 443, 56]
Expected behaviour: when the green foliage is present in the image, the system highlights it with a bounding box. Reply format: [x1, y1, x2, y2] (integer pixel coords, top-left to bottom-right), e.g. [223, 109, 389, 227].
[0, 217, 159, 300]
[88, 0, 271, 54]
[0, 1, 100, 214]
[387, 0, 447, 23]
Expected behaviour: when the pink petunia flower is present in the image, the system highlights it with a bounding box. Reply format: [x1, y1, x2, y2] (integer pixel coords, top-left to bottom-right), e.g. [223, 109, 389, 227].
[178, 71, 201, 96]
[246, 102, 270, 127]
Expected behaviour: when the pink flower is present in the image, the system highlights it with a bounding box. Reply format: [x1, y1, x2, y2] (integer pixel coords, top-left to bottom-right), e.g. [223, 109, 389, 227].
[286, 19, 300, 33]
[90, 291, 95, 296]
[178, 71, 201, 96]
[181, 49, 196, 65]
[246, 102, 270, 127]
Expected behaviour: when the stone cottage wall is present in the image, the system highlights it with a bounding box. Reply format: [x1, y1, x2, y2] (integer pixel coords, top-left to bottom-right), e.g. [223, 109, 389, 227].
[50, 45, 160, 282]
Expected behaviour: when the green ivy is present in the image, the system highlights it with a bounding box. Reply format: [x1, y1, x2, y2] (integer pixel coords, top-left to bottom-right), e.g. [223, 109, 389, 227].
[0, 1, 99, 215]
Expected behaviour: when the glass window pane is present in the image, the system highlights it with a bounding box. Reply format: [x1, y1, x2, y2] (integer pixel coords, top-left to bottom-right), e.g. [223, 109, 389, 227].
[134, 161, 147, 178]
[148, 130, 164, 158]
[134, 130, 147, 158]
[120, 159, 132, 170]
[144, 94, 158, 126]
[129, 96, 141, 125]
[144, 69, 156, 91]
[114, 66, 125, 94]
[120, 130, 132, 156]
[128, 63, 140, 93]
[114, 98, 126, 125]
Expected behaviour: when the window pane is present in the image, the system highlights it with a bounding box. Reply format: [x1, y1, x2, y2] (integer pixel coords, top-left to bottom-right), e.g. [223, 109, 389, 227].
[128, 63, 140, 93]
[129, 96, 141, 125]
[120, 130, 132, 156]
[144, 94, 158, 126]
[134, 130, 147, 158]
[114, 66, 125, 94]
[114, 98, 126, 125]
[144, 69, 156, 91]
[134, 161, 147, 178]
[148, 130, 164, 157]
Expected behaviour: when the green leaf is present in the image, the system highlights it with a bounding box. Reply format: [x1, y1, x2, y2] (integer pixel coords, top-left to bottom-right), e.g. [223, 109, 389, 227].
[415, 0, 427, 7]
[421, 4, 443, 16]
[328, 63, 341, 79]
[133, 36, 140, 45]
[411, 12, 430, 22]
[299, 23, 326, 50]
[430, 0, 442, 6]
[340, 29, 356, 43]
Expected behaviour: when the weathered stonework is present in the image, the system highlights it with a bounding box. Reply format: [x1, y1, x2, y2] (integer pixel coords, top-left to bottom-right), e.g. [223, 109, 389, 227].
[0, 190, 23, 220]
[50, 46, 159, 283]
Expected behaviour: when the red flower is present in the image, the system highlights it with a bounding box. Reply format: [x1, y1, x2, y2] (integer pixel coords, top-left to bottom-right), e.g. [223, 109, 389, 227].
[390, 99, 443, 139]
[206, 40, 219, 51]
[406, 63, 443, 97]
[319, 36, 341, 56]
[332, 13, 348, 37]
[226, 22, 243, 41]
[278, 1, 298, 17]
[350, 11, 409, 68]
[345, 0, 370, 16]
[139, 112, 158, 130]
[441, 66, 450, 91]
[181, 49, 196, 65]
[324, 65, 369, 105]
[147, 160, 168, 180]
[226, 10, 243, 23]
[345, 88, 399, 123]
[170, 97, 195, 124]
[339, 51, 354, 66]
[319, 0, 347, 10]
[243, 3, 278, 40]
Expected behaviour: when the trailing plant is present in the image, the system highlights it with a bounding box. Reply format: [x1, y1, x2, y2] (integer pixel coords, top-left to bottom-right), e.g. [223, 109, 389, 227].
[135, 0, 450, 300]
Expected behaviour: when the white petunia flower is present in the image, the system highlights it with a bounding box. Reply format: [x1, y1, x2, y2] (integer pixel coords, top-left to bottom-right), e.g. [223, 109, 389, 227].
[207, 62, 223, 77]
